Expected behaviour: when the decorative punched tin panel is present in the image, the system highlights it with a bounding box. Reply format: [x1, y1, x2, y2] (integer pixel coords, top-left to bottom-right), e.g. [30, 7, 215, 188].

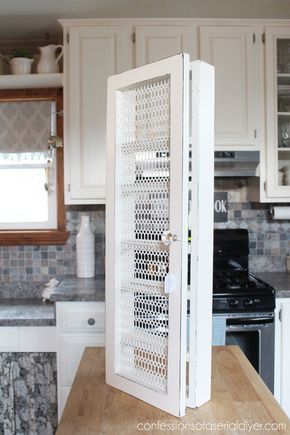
[116, 76, 171, 393]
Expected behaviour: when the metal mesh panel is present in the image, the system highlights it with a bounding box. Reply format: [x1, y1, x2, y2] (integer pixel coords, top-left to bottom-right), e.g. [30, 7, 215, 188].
[116, 76, 170, 393]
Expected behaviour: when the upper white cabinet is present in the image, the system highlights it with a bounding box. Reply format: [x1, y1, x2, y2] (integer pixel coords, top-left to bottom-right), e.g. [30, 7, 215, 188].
[60, 19, 290, 203]
[135, 25, 197, 66]
[61, 23, 133, 204]
[200, 26, 262, 150]
[261, 27, 290, 202]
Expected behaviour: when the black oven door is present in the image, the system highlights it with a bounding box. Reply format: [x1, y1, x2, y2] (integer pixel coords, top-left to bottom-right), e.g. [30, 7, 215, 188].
[226, 315, 274, 393]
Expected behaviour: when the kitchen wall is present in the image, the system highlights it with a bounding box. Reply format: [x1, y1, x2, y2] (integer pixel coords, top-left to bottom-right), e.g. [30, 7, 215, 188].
[1, 178, 289, 290]
[215, 179, 290, 272]
[0, 205, 105, 286]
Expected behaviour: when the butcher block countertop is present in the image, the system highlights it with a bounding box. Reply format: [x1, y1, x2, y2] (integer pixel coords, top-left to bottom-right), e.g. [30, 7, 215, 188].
[57, 346, 290, 435]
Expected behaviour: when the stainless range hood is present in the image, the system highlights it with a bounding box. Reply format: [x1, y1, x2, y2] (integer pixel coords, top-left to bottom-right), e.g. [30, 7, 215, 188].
[214, 151, 260, 177]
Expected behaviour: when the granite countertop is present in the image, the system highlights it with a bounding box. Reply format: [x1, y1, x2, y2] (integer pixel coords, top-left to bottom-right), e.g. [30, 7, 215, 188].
[50, 276, 105, 302]
[255, 272, 290, 298]
[0, 276, 105, 327]
[0, 299, 55, 326]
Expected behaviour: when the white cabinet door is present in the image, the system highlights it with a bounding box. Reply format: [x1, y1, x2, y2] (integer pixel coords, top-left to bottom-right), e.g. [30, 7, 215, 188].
[275, 298, 290, 418]
[135, 25, 196, 66]
[58, 387, 71, 419]
[59, 334, 105, 386]
[261, 27, 290, 202]
[106, 53, 190, 417]
[57, 334, 104, 418]
[200, 26, 261, 150]
[63, 25, 133, 204]
[106, 54, 214, 416]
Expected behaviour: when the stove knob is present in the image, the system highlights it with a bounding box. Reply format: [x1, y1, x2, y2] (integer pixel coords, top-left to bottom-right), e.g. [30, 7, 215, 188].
[244, 298, 254, 308]
[229, 298, 239, 308]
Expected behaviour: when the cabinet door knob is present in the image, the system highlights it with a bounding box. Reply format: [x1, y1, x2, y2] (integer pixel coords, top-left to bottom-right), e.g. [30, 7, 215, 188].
[88, 318, 96, 326]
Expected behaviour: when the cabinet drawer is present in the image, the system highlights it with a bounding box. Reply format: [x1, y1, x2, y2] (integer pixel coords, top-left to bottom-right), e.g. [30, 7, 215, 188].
[0, 327, 19, 351]
[57, 302, 105, 333]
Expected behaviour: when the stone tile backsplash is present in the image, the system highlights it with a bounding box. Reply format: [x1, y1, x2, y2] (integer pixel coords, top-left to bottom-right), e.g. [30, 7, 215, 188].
[1, 179, 290, 287]
[214, 179, 290, 272]
[0, 205, 105, 284]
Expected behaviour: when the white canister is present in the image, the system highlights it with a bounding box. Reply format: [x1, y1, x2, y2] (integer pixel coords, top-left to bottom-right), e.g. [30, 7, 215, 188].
[10, 57, 34, 75]
[76, 215, 95, 278]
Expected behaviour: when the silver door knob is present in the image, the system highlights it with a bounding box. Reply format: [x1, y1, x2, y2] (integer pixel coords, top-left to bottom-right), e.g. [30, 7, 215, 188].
[161, 231, 177, 246]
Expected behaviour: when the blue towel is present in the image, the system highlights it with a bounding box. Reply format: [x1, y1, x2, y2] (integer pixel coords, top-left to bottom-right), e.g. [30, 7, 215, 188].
[212, 316, 227, 345]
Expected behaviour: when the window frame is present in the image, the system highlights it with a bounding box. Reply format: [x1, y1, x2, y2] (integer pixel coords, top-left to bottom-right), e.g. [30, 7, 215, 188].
[0, 88, 69, 245]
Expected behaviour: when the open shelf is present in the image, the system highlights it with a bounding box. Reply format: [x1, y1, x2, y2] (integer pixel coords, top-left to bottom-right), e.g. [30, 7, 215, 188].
[0, 73, 63, 90]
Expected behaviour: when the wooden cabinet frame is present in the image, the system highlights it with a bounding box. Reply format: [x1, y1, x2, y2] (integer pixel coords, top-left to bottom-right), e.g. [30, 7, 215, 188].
[0, 88, 69, 245]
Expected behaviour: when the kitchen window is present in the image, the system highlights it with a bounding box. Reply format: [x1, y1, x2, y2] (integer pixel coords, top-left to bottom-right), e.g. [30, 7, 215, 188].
[0, 88, 68, 245]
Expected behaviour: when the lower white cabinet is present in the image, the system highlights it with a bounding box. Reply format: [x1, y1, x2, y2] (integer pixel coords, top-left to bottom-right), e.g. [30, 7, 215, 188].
[275, 298, 290, 417]
[56, 301, 105, 419]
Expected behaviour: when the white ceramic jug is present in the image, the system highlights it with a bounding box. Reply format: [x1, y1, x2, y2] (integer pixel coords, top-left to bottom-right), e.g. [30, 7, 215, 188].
[37, 44, 63, 74]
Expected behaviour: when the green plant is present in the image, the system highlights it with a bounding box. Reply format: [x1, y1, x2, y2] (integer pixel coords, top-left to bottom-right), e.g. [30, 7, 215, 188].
[11, 49, 33, 59]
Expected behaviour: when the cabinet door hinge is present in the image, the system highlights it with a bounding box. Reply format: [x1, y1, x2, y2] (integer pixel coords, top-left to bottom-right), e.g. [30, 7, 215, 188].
[253, 33, 256, 44]
[66, 33, 70, 44]
[131, 32, 136, 43]
[262, 33, 265, 44]
[264, 181, 267, 191]
[254, 129, 257, 138]
[67, 183, 71, 192]
[279, 308, 282, 322]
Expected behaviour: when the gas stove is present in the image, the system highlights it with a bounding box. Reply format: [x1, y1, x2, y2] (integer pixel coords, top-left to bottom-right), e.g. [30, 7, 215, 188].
[213, 229, 275, 313]
[212, 229, 275, 393]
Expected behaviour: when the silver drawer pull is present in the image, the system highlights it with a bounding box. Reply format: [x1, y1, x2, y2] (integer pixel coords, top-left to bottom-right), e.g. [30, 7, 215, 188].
[87, 318, 96, 326]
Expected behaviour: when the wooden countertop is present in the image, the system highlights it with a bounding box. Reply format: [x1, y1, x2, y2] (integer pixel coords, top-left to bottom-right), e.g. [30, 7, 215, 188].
[57, 346, 290, 435]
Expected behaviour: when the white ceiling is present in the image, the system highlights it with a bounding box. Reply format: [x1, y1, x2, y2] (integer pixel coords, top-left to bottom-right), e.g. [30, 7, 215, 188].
[0, 0, 290, 41]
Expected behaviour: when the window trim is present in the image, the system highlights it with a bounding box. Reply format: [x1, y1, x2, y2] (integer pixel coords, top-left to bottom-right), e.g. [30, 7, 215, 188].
[0, 88, 69, 245]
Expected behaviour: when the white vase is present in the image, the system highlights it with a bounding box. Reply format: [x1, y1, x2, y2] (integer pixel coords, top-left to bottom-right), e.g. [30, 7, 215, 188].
[76, 215, 95, 278]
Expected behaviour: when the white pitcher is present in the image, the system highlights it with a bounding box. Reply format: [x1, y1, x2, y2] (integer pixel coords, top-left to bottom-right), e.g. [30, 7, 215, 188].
[37, 44, 63, 74]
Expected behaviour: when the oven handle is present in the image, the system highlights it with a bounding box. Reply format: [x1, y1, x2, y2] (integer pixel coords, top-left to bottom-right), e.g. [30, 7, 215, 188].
[227, 317, 274, 326]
